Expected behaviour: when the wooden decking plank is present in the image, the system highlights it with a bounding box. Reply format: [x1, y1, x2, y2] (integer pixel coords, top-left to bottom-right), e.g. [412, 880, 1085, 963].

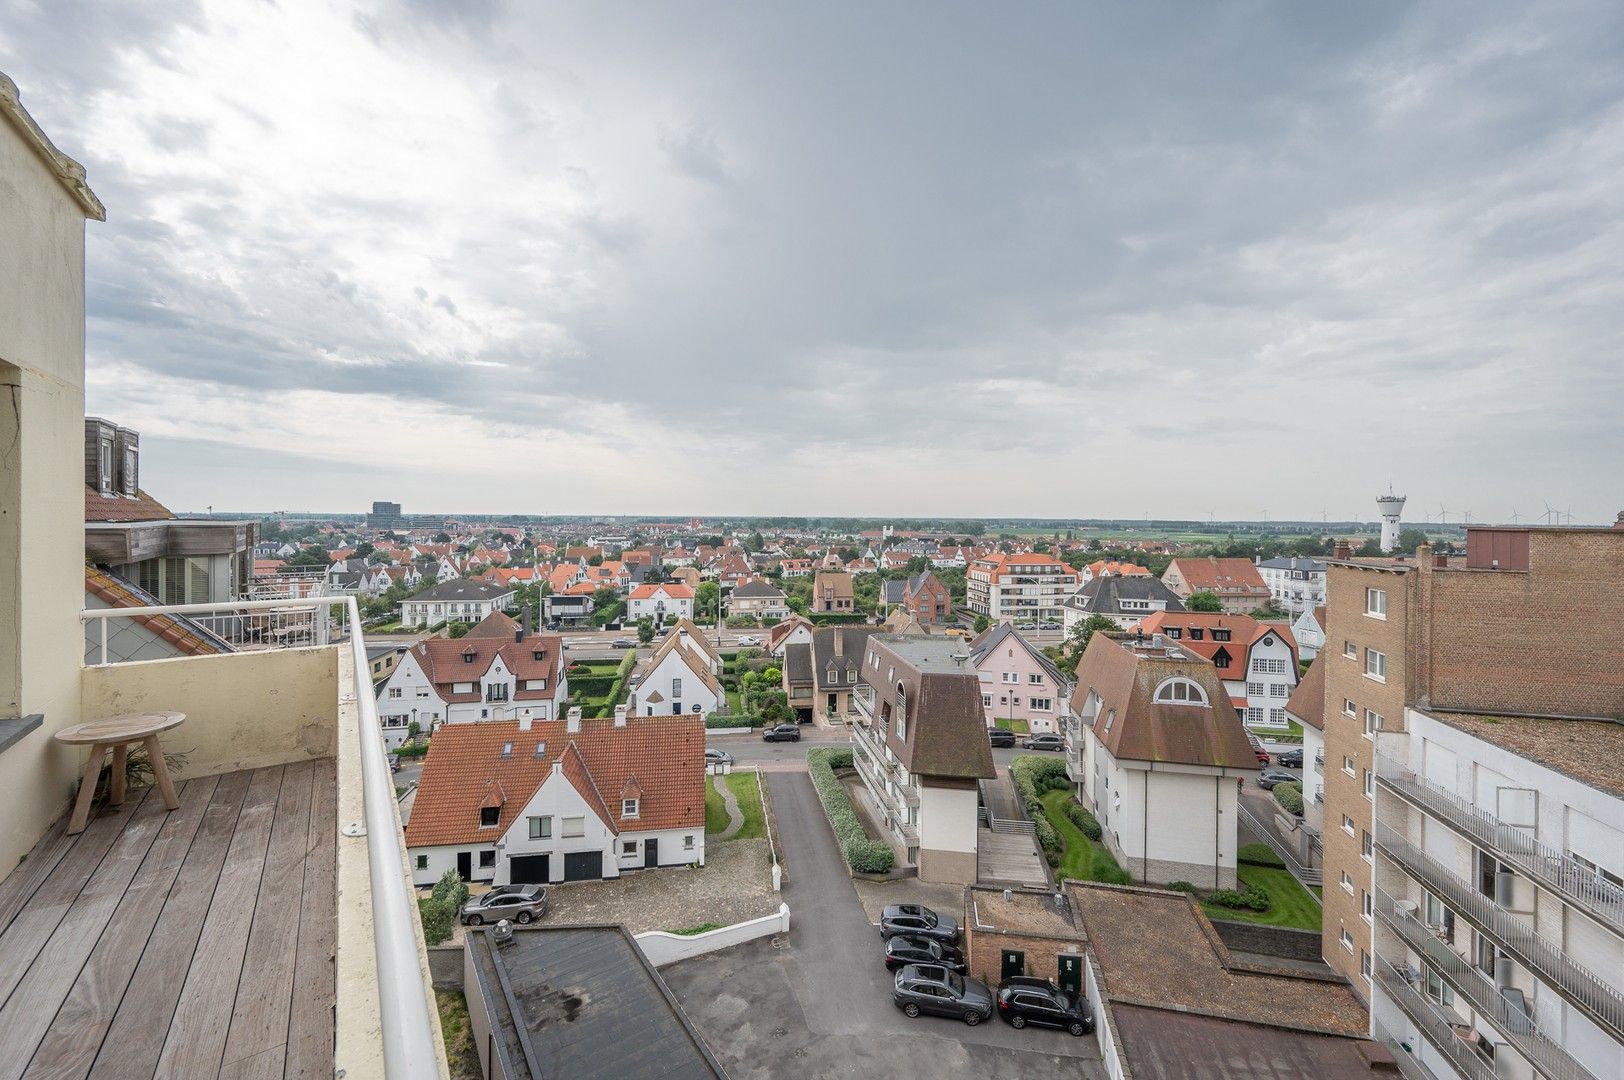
[22, 774, 231, 1080]
[82, 770, 257, 1080]
[0, 792, 150, 1009]
[150, 765, 285, 1080]
[0, 815, 77, 935]
[219, 760, 316, 1075]
[283, 757, 336, 1080]
[0, 780, 211, 1080]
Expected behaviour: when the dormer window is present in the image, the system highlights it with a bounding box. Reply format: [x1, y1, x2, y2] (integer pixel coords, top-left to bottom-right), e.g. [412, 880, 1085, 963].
[1212, 629, 1231, 642]
[479, 807, 499, 827]
[534, 741, 547, 757]
[500, 741, 512, 757]
[622, 798, 639, 818]
[463, 651, 476, 663]
[1189, 628, 1204, 641]
[533, 649, 546, 661]
[1166, 628, 1181, 639]
[1153, 677, 1209, 705]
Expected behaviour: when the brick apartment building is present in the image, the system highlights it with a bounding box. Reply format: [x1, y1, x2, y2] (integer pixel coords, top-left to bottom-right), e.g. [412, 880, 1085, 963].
[1319, 520, 1624, 1005]
[882, 569, 954, 624]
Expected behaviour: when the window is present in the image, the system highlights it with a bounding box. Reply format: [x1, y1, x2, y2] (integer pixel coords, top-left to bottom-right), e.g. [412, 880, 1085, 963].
[1340, 928, 1354, 953]
[1003, 671, 1017, 683]
[1246, 707, 1263, 724]
[1361, 950, 1372, 980]
[415, 854, 428, 870]
[847, 670, 855, 683]
[1251, 657, 1287, 675]
[1341, 814, 1355, 836]
[1573, 852, 1624, 889]
[1189, 627, 1204, 640]
[1364, 648, 1386, 681]
[528, 816, 551, 840]
[1029, 673, 1043, 684]
[1211, 628, 1231, 642]
[1343, 640, 1357, 659]
[623, 840, 638, 856]
[1340, 870, 1355, 894]
[1103, 708, 1116, 733]
[983, 695, 993, 708]
[622, 798, 639, 818]
[1343, 698, 1356, 717]
[1269, 684, 1288, 698]
[500, 741, 513, 758]
[683, 834, 695, 850]
[479, 807, 499, 828]
[1365, 588, 1387, 618]
[1342, 755, 1355, 776]
[478, 850, 496, 868]
[1362, 890, 1373, 921]
[1268, 708, 1285, 724]
[1153, 677, 1208, 705]
[388, 687, 402, 699]
[1165, 627, 1181, 639]
[1031, 697, 1051, 711]
[1363, 770, 1374, 798]
[1246, 681, 1264, 696]
[1362, 830, 1373, 861]
[1364, 709, 1381, 737]
[673, 677, 682, 698]
[563, 816, 585, 838]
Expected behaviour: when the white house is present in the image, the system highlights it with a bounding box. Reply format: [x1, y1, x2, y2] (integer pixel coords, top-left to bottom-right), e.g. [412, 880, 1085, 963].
[1256, 556, 1327, 616]
[1066, 632, 1259, 888]
[404, 712, 706, 887]
[626, 582, 695, 624]
[1290, 605, 1326, 661]
[399, 578, 513, 629]
[766, 615, 815, 658]
[1138, 612, 1300, 733]
[626, 630, 723, 718]
[375, 622, 566, 749]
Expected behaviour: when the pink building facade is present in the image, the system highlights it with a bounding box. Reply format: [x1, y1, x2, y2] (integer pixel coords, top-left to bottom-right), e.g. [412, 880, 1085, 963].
[967, 624, 1072, 734]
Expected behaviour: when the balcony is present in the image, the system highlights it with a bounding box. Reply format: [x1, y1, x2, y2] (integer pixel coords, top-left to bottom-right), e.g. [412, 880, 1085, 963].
[1314, 751, 1325, 776]
[1376, 755, 1624, 938]
[1376, 888, 1599, 1080]
[1376, 957, 1498, 1080]
[1375, 823, 1624, 1043]
[0, 597, 446, 1079]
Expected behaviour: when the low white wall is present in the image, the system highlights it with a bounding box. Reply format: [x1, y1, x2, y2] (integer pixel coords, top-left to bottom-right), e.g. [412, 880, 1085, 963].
[1087, 953, 1132, 1080]
[636, 903, 790, 968]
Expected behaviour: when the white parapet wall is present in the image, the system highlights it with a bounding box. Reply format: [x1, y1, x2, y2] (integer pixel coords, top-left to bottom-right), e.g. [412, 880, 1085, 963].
[635, 903, 791, 968]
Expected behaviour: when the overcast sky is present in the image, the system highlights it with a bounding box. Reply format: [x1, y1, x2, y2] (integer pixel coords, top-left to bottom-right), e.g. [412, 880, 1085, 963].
[4, 2, 1622, 522]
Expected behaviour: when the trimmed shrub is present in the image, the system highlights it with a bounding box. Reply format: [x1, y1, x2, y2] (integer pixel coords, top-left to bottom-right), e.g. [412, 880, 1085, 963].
[807, 748, 894, 874]
[1272, 781, 1304, 816]
[1166, 880, 1200, 894]
[1064, 801, 1103, 842]
[1238, 842, 1287, 869]
[1206, 884, 1270, 912]
[705, 712, 765, 729]
[394, 742, 429, 759]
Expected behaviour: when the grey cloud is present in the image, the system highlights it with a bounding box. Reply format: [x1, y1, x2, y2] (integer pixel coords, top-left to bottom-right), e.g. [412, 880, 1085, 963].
[656, 122, 734, 188]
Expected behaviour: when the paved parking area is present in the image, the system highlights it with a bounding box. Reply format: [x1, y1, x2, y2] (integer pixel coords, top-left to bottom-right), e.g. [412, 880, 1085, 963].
[546, 838, 778, 934]
[663, 773, 1104, 1080]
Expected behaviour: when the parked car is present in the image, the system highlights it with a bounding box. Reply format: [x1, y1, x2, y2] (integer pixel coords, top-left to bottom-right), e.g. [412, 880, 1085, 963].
[879, 904, 960, 944]
[988, 727, 1016, 748]
[996, 976, 1093, 1036]
[1257, 767, 1298, 790]
[736, 635, 762, 646]
[704, 748, 735, 766]
[1276, 747, 1303, 769]
[1022, 733, 1064, 752]
[762, 723, 802, 743]
[892, 964, 993, 1026]
[611, 637, 636, 649]
[885, 935, 966, 973]
[460, 884, 548, 926]
[1252, 748, 1272, 766]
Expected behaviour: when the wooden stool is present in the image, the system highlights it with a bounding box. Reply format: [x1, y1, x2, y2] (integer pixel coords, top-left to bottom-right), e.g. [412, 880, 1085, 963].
[55, 712, 185, 834]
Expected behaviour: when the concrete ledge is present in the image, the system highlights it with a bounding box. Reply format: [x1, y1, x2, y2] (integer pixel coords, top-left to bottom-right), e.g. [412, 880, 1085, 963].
[636, 903, 791, 967]
[0, 713, 43, 755]
[705, 726, 754, 736]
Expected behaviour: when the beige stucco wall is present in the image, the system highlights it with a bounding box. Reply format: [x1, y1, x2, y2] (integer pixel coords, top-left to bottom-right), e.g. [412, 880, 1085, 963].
[0, 80, 96, 874]
[81, 647, 339, 778]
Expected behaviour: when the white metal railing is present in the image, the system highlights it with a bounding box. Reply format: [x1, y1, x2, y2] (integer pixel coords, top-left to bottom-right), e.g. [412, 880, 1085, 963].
[1372, 1018, 1444, 1080]
[1376, 888, 1601, 1080]
[1375, 823, 1624, 1042]
[81, 596, 440, 1078]
[1235, 800, 1323, 887]
[1376, 959, 1498, 1080]
[84, 595, 335, 663]
[1377, 755, 1624, 937]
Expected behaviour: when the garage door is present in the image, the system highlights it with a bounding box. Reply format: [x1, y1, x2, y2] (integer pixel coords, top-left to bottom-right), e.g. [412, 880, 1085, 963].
[509, 854, 549, 885]
[563, 851, 603, 882]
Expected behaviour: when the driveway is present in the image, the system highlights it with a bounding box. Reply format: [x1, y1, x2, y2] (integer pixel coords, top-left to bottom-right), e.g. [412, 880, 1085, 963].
[663, 773, 1104, 1079]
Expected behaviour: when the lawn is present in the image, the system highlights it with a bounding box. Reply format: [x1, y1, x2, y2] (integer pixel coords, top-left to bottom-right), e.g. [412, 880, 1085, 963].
[725, 687, 743, 715]
[1200, 845, 1322, 930]
[1039, 789, 1129, 884]
[725, 771, 766, 840]
[994, 717, 1031, 734]
[436, 991, 482, 1080]
[704, 776, 729, 834]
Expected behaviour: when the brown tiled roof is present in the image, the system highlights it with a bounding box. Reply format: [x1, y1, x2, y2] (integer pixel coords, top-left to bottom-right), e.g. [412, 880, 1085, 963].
[1165, 557, 1270, 594]
[812, 569, 854, 600]
[1286, 657, 1326, 731]
[1068, 883, 1369, 1038]
[84, 486, 173, 522]
[863, 636, 996, 780]
[461, 610, 519, 639]
[1070, 634, 1257, 770]
[404, 715, 705, 847]
[409, 633, 563, 702]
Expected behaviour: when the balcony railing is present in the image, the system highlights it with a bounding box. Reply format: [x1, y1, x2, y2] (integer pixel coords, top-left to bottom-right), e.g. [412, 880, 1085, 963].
[82, 596, 441, 1079]
[1376, 755, 1624, 938]
[1376, 958, 1498, 1080]
[1372, 1018, 1446, 1080]
[1375, 823, 1624, 1043]
[1376, 888, 1600, 1080]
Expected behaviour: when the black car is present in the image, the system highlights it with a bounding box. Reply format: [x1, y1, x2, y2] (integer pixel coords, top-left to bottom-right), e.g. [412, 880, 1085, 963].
[885, 934, 966, 974]
[988, 728, 1016, 748]
[1257, 767, 1298, 790]
[879, 904, 960, 944]
[1022, 733, 1064, 752]
[996, 976, 1093, 1036]
[892, 964, 993, 1026]
[761, 723, 801, 743]
[1276, 748, 1304, 769]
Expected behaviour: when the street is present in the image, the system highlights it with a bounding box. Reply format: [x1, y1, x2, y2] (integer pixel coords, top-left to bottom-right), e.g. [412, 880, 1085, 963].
[709, 728, 1045, 773]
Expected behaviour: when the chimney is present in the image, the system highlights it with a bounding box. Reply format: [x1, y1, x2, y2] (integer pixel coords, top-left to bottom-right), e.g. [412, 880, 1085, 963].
[614, 704, 628, 728]
[1614, 511, 1624, 529]
[519, 714, 532, 733]
[567, 706, 581, 733]
[1333, 540, 1352, 560]
[516, 604, 531, 643]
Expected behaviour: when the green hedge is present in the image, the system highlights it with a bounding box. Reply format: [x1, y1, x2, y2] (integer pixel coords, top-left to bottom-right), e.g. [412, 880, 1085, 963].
[566, 675, 617, 697]
[807, 748, 894, 873]
[1065, 800, 1103, 842]
[1207, 883, 1270, 912]
[1272, 781, 1304, 816]
[395, 742, 429, 759]
[591, 601, 625, 627]
[1009, 755, 1070, 854]
[705, 712, 766, 729]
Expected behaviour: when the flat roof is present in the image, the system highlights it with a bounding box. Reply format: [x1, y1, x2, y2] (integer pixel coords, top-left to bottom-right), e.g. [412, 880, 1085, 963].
[872, 634, 973, 670]
[1425, 710, 1624, 800]
[969, 887, 1082, 939]
[466, 925, 725, 1080]
[1111, 1004, 1397, 1079]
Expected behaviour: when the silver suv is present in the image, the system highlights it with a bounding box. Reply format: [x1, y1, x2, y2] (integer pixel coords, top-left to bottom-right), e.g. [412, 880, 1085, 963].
[460, 883, 548, 926]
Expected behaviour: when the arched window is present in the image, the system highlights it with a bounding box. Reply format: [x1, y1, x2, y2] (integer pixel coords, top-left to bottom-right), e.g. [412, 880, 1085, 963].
[1153, 677, 1209, 705]
[895, 682, 908, 740]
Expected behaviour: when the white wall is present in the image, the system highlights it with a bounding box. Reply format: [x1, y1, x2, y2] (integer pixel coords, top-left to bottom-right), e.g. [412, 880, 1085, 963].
[636, 904, 791, 967]
[1238, 630, 1298, 731]
[1086, 737, 1238, 884]
[637, 649, 719, 718]
[918, 783, 978, 857]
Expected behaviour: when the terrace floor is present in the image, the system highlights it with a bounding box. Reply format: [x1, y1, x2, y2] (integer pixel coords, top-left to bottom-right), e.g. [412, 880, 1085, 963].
[0, 759, 336, 1080]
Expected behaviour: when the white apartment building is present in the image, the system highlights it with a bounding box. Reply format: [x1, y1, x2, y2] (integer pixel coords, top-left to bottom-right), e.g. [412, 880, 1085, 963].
[1369, 708, 1624, 1080]
[966, 553, 1078, 624]
[1257, 556, 1328, 615]
[399, 578, 513, 628]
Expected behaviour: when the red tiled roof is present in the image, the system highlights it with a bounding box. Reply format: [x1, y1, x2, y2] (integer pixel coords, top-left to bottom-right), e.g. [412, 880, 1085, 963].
[629, 583, 694, 600]
[84, 566, 229, 657]
[84, 486, 173, 523]
[403, 715, 705, 847]
[409, 633, 562, 702]
[1165, 557, 1269, 594]
[1138, 611, 1298, 668]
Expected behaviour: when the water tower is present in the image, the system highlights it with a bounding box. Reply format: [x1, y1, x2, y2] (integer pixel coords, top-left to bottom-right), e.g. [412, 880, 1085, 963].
[1377, 492, 1407, 553]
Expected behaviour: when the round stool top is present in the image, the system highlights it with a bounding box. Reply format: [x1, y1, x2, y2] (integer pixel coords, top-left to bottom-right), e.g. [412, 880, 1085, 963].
[54, 711, 185, 745]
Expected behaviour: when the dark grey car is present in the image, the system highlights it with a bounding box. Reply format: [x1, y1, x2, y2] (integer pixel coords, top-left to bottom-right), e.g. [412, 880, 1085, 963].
[892, 964, 993, 1026]
[879, 903, 960, 944]
[460, 883, 548, 925]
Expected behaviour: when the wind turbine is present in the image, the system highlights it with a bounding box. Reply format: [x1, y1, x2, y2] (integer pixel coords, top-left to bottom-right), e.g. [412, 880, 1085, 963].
[1437, 504, 1449, 525]
[1542, 501, 1557, 525]
[1509, 509, 1521, 525]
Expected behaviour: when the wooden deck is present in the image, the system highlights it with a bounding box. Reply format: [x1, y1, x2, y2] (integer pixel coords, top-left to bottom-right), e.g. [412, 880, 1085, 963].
[0, 759, 337, 1080]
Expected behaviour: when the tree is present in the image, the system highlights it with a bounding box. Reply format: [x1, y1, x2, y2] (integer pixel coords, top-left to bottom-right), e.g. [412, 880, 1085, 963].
[447, 620, 471, 639]
[1396, 528, 1428, 554]
[591, 585, 619, 610]
[695, 580, 720, 619]
[787, 595, 808, 616]
[1067, 615, 1119, 663]
[1186, 591, 1223, 612]
[588, 554, 603, 566]
[287, 546, 330, 568]
[747, 530, 764, 553]
[636, 615, 655, 644]
[973, 613, 990, 634]
[406, 720, 422, 745]
[434, 532, 451, 543]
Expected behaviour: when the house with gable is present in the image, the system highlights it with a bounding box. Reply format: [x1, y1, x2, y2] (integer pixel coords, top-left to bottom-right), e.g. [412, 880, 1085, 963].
[967, 623, 1072, 734]
[626, 627, 723, 718]
[881, 569, 954, 625]
[1061, 575, 1186, 635]
[727, 578, 789, 621]
[1161, 557, 1271, 614]
[1137, 611, 1300, 732]
[404, 711, 706, 886]
[765, 615, 815, 659]
[626, 582, 694, 624]
[399, 577, 512, 628]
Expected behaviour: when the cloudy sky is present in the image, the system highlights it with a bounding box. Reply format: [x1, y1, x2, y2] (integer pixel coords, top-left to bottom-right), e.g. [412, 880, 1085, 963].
[4, 2, 1622, 521]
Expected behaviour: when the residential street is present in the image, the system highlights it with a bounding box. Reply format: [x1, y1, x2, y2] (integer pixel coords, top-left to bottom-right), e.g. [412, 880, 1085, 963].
[710, 730, 1047, 774]
[662, 772, 1104, 1079]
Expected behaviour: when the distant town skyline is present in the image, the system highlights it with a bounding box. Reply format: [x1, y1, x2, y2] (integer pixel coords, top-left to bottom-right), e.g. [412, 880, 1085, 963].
[3, 2, 1621, 519]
